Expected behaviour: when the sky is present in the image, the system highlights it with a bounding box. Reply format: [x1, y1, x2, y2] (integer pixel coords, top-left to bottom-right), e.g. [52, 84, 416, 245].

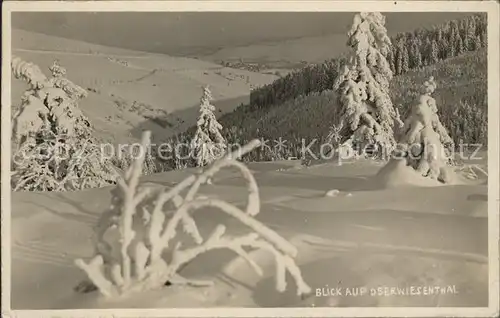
[12, 12, 472, 56]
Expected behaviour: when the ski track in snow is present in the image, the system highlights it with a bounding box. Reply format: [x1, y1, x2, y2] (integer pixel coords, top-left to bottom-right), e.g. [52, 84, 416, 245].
[12, 240, 79, 267]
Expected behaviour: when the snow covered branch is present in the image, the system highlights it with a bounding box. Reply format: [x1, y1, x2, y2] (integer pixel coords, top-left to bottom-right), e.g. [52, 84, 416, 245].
[75, 131, 311, 298]
[11, 56, 48, 90]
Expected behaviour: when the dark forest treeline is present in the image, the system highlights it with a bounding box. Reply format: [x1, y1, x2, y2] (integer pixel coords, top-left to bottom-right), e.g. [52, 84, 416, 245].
[248, 13, 487, 111]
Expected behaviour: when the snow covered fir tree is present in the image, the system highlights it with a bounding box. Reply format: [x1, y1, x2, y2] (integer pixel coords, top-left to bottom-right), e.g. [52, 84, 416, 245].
[377, 76, 456, 185]
[191, 86, 227, 167]
[11, 57, 117, 191]
[333, 12, 403, 158]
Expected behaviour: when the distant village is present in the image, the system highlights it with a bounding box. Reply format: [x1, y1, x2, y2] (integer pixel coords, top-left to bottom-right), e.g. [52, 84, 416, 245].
[219, 58, 309, 75]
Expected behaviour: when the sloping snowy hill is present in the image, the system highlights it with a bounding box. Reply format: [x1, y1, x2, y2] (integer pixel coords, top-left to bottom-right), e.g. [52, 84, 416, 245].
[11, 158, 488, 309]
[11, 29, 278, 145]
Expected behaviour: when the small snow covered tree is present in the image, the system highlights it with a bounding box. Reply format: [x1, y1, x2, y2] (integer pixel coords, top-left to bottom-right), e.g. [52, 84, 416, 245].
[473, 35, 482, 51]
[410, 41, 422, 69]
[327, 121, 344, 146]
[386, 48, 396, 73]
[191, 86, 227, 167]
[74, 131, 311, 298]
[11, 57, 117, 191]
[394, 41, 405, 75]
[400, 45, 410, 74]
[465, 17, 477, 51]
[449, 40, 457, 58]
[395, 76, 455, 183]
[430, 39, 439, 64]
[456, 36, 465, 55]
[334, 12, 403, 159]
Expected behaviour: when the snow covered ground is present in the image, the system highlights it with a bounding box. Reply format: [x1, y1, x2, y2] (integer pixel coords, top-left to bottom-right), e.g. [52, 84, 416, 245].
[10, 156, 488, 309]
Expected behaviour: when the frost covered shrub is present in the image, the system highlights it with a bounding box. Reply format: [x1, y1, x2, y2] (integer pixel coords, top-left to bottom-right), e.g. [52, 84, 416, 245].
[334, 12, 403, 156]
[191, 86, 227, 167]
[11, 56, 117, 191]
[396, 77, 455, 183]
[75, 131, 311, 298]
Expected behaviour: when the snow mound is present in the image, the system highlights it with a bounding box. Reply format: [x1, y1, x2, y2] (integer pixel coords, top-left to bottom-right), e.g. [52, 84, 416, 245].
[325, 189, 341, 197]
[373, 158, 455, 189]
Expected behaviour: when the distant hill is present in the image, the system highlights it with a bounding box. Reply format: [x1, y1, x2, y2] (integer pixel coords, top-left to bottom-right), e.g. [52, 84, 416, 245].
[11, 29, 278, 145]
[12, 28, 153, 57]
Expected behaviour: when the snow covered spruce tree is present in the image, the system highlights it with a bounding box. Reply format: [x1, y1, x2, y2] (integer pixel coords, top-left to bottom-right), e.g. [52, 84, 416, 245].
[11, 57, 117, 191]
[333, 12, 403, 158]
[74, 131, 311, 298]
[384, 76, 455, 184]
[191, 86, 227, 167]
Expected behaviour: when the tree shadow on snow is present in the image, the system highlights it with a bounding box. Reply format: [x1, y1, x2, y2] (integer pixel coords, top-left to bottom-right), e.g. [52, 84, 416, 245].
[467, 193, 488, 202]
